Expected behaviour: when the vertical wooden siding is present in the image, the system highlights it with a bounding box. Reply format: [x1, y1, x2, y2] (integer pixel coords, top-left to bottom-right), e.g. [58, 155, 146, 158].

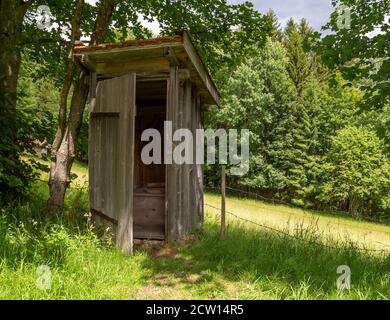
[166, 66, 179, 241]
[89, 74, 136, 254]
[166, 67, 204, 241]
[193, 87, 204, 226]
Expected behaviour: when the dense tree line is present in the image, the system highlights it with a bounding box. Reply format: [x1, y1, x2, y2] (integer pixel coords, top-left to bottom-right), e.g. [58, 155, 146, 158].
[205, 16, 390, 218]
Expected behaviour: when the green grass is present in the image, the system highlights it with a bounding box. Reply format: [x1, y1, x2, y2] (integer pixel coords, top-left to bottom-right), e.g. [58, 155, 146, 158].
[23, 156, 88, 188]
[0, 182, 148, 299]
[1, 159, 389, 299]
[204, 193, 390, 252]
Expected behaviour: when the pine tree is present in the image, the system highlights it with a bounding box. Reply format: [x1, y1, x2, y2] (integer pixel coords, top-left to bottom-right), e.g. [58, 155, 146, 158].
[265, 10, 283, 42]
[282, 20, 322, 207]
[284, 20, 312, 95]
[288, 89, 323, 207]
[297, 18, 313, 40]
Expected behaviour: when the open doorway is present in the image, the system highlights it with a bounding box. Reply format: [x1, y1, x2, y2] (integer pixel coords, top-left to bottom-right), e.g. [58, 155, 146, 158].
[133, 80, 167, 240]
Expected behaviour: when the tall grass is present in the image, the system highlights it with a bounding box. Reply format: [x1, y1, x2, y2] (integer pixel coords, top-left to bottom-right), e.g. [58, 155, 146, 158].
[0, 182, 148, 299]
[170, 219, 390, 299]
[0, 182, 389, 299]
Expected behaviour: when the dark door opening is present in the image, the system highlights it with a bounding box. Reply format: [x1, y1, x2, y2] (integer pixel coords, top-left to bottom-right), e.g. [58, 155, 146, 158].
[133, 80, 167, 240]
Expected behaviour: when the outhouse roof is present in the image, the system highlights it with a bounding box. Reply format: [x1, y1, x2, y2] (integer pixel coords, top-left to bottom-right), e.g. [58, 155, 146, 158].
[73, 31, 220, 106]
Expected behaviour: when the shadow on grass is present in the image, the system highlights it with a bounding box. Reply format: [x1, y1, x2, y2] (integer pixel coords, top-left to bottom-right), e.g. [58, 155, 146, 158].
[138, 218, 390, 299]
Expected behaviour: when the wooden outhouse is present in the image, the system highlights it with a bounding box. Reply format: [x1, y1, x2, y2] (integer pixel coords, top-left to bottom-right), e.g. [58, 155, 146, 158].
[73, 31, 220, 253]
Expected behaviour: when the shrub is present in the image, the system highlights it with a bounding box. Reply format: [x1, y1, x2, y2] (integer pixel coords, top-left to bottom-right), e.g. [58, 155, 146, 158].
[319, 126, 390, 216]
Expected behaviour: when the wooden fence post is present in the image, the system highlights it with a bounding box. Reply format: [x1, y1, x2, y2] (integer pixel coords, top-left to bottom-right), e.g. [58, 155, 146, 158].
[221, 165, 226, 236]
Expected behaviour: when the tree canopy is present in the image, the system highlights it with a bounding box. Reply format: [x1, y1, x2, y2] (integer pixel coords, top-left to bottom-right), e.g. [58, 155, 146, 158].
[320, 0, 389, 109]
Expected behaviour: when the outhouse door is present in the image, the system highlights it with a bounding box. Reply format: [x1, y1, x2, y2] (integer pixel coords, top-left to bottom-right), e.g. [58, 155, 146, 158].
[89, 73, 136, 253]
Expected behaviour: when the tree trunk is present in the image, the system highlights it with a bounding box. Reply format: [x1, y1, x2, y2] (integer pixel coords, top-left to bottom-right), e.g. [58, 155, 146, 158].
[48, 71, 89, 213]
[348, 194, 360, 217]
[48, 0, 117, 215]
[48, 0, 83, 214]
[0, 1, 31, 144]
[0, 1, 34, 198]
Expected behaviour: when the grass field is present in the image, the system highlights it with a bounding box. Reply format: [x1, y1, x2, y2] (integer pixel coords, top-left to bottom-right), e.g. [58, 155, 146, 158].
[204, 193, 390, 252]
[0, 160, 389, 299]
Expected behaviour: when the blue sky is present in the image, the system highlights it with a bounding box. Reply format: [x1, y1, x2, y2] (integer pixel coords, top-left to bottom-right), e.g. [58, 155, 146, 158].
[237, 0, 334, 31]
[85, 0, 335, 34]
[142, 0, 335, 34]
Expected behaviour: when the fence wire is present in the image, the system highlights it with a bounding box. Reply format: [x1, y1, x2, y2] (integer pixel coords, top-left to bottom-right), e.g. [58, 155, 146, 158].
[205, 186, 389, 225]
[204, 199, 390, 254]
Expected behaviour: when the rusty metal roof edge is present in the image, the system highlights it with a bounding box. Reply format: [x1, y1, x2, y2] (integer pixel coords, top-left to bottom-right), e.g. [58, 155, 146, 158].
[73, 35, 183, 54]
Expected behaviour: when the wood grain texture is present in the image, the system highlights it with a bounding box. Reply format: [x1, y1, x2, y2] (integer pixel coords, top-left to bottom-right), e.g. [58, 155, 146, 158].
[166, 65, 179, 242]
[194, 90, 204, 225]
[116, 73, 136, 254]
[89, 74, 135, 254]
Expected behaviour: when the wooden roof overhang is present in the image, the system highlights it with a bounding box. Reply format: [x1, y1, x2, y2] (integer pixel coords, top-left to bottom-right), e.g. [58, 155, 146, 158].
[73, 31, 220, 106]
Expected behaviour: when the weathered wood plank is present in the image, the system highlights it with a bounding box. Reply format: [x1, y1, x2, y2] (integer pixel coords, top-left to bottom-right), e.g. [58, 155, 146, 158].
[134, 193, 165, 239]
[90, 112, 119, 118]
[97, 57, 170, 76]
[89, 105, 95, 211]
[95, 117, 102, 212]
[166, 65, 179, 242]
[89, 75, 133, 253]
[195, 91, 204, 225]
[189, 86, 197, 230]
[74, 42, 182, 61]
[116, 73, 136, 254]
[182, 79, 192, 234]
[89, 72, 97, 112]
